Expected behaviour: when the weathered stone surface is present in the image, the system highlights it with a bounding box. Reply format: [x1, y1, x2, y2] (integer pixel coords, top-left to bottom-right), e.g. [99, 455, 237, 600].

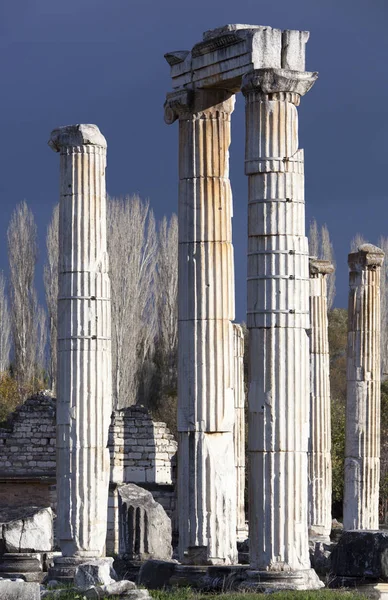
[241, 38, 322, 591]
[344, 244, 384, 530]
[0, 507, 53, 553]
[331, 531, 388, 579]
[49, 123, 112, 557]
[118, 484, 172, 561]
[83, 579, 139, 599]
[74, 557, 116, 590]
[164, 25, 315, 94]
[243, 66, 317, 575]
[166, 86, 237, 565]
[0, 579, 40, 600]
[138, 559, 176, 589]
[308, 259, 334, 539]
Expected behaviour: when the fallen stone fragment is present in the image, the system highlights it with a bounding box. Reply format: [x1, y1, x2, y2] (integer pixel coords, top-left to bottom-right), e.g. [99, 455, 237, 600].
[118, 484, 172, 561]
[0, 507, 53, 553]
[331, 530, 388, 579]
[74, 557, 117, 590]
[138, 559, 176, 589]
[0, 579, 40, 599]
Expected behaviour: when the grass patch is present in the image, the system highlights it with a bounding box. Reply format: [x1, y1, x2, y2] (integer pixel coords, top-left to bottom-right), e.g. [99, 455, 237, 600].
[150, 590, 366, 600]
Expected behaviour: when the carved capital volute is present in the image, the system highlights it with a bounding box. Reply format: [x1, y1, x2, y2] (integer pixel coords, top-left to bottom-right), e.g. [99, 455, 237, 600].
[348, 244, 385, 272]
[309, 258, 335, 278]
[164, 88, 235, 124]
[241, 68, 318, 102]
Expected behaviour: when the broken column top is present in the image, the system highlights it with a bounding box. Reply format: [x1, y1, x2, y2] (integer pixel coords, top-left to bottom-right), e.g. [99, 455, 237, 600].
[165, 24, 316, 93]
[48, 124, 107, 152]
[309, 258, 335, 276]
[348, 244, 384, 271]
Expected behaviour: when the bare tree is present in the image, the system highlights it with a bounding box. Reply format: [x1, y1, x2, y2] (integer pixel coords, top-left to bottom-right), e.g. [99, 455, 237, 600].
[321, 224, 336, 310]
[155, 214, 178, 394]
[308, 218, 319, 258]
[44, 204, 59, 393]
[108, 195, 158, 408]
[7, 201, 46, 391]
[0, 272, 11, 373]
[308, 219, 336, 309]
[350, 233, 367, 252]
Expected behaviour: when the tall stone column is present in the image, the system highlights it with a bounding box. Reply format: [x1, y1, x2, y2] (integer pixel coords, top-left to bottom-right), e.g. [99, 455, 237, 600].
[233, 323, 247, 541]
[308, 258, 334, 540]
[242, 68, 321, 586]
[164, 89, 237, 565]
[344, 244, 384, 530]
[49, 124, 112, 559]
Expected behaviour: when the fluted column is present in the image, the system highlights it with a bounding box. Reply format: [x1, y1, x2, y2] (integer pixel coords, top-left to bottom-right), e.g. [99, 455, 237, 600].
[308, 258, 334, 540]
[344, 244, 384, 530]
[164, 89, 237, 565]
[242, 68, 320, 580]
[233, 323, 246, 541]
[49, 124, 112, 557]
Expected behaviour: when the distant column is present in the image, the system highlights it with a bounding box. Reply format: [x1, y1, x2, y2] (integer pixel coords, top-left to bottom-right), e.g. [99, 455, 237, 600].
[308, 258, 334, 540]
[344, 244, 384, 530]
[233, 323, 246, 541]
[49, 124, 112, 558]
[164, 89, 237, 565]
[242, 64, 321, 587]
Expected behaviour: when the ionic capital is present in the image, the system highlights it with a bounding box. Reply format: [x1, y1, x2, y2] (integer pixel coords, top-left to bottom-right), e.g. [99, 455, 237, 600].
[348, 244, 384, 272]
[309, 258, 335, 277]
[49, 124, 107, 152]
[241, 68, 318, 102]
[164, 88, 235, 124]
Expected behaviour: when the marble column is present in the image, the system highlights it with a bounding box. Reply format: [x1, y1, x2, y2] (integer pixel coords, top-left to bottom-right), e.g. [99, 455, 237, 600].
[233, 323, 247, 541]
[242, 68, 321, 585]
[308, 258, 334, 540]
[344, 244, 384, 530]
[164, 89, 237, 565]
[49, 124, 112, 558]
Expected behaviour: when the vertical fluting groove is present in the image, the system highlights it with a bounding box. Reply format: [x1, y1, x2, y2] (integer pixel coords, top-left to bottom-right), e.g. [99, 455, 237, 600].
[308, 260, 333, 538]
[344, 246, 384, 530]
[51, 125, 112, 558]
[233, 324, 246, 539]
[177, 92, 237, 564]
[244, 84, 311, 571]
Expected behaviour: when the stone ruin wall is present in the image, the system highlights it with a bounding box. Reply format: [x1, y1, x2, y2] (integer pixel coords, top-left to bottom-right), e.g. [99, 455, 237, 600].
[0, 395, 177, 553]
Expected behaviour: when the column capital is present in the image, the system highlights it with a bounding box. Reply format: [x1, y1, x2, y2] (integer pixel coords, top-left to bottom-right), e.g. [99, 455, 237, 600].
[348, 244, 384, 271]
[309, 258, 335, 277]
[241, 68, 318, 100]
[49, 124, 107, 152]
[164, 88, 234, 124]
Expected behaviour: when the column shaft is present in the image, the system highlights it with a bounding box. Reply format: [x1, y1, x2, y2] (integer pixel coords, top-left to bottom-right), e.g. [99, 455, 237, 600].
[172, 89, 237, 565]
[308, 259, 333, 539]
[344, 244, 384, 530]
[243, 72, 314, 571]
[233, 323, 246, 540]
[50, 124, 112, 557]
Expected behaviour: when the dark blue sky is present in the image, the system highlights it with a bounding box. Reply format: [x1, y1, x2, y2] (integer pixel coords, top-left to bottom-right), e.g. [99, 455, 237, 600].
[0, 0, 387, 320]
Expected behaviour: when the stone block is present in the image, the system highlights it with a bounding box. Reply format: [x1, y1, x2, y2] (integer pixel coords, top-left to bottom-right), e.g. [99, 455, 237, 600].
[118, 483, 172, 561]
[74, 557, 117, 591]
[0, 507, 53, 553]
[331, 531, 388, 579]
[0, 580, 40, 599]
[138, 559, 176, 589]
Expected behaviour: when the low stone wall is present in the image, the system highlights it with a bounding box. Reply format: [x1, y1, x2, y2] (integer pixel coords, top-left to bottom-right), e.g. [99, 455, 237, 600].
[0, 395, 177, 552]
[0, 395, 56, 477]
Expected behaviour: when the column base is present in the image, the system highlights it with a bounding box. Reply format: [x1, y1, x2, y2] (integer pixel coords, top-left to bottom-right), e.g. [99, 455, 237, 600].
[0, 552, 45, 582]
[47, 556, 96, 584]
[239, 568, 324, 591]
